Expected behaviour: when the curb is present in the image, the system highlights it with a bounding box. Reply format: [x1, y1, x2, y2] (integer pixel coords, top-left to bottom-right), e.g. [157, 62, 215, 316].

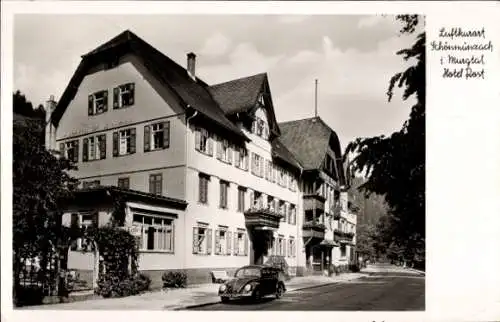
[172, 275, 363, 310]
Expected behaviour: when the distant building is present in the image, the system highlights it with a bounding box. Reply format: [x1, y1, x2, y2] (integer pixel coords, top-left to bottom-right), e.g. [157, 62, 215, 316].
[45, 30, 356, 289]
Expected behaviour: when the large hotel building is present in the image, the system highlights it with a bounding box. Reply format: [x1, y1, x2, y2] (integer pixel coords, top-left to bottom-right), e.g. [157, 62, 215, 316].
[45, 30, 358, 289]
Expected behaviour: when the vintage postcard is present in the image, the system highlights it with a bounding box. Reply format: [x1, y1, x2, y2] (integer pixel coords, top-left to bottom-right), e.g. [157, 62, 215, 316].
[1, 1, 499, 322]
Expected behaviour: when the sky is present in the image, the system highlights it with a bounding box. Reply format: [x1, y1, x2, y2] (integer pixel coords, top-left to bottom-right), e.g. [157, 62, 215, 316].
[14, 14, 419, 151]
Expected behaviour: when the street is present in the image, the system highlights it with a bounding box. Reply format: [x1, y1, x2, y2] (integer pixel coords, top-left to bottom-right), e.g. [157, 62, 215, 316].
[190, 267, 425, 311]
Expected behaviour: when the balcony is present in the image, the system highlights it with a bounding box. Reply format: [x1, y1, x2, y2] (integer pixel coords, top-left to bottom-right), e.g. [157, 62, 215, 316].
[303, 193, 326, 212]
[334, 229, 355, 244]
[244, 206, 283, 230]
[302, 221, 326, 239]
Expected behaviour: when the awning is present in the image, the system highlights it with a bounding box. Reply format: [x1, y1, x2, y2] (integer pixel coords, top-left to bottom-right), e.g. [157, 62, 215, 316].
[319, 239, 339, 247]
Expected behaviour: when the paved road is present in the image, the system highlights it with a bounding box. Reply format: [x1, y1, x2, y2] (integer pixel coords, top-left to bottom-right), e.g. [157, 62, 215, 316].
[190, 270, 425, 311]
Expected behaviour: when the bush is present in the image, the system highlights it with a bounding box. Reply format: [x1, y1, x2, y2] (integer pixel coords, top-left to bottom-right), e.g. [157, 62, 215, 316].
[14, 285, 45, 307]
[162, 271, 187, 288]
[95, 273, 151, 298]
[349, 264, 360, 273]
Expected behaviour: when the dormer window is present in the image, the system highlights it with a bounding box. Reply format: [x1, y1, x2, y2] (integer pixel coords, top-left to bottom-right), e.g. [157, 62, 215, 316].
[113, 83, 135, 109]
[258, 94, 265, 106]
[252, 116, 269, 139]
[88, 90, 108, 116]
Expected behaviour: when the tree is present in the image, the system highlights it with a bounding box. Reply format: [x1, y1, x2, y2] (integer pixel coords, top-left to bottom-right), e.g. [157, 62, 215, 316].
[345, 15, 425, 267]
[13, 92, 77, 304]
[13, 90, 45, 119]
[355, 223, 378, 261]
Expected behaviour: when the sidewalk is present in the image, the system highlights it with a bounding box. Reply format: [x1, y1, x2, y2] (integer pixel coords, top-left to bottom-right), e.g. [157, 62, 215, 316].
[27, 273, 364, 310]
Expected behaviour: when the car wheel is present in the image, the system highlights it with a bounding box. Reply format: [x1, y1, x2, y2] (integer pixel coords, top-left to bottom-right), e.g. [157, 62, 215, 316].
[275, 283, 284, 299]
[221, 296, 229, 303]
[253, 289, 261, 302]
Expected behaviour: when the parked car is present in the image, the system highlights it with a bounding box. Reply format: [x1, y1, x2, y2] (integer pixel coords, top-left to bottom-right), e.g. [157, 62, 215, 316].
[218, 265, 286, 303]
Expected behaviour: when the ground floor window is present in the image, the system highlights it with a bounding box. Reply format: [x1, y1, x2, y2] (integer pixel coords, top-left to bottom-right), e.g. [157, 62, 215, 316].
[340, 245, 347, 258]
[70, 212, 97, 251]
[234, 229, 248, 256]
[193, 225, 212, 255]
[133, 214, 175, 252]
[288, 237, 296, 258]
[215, 226, 231, 255]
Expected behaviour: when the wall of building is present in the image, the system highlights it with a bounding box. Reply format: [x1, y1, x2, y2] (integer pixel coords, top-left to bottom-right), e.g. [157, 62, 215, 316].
[55, 54, 188, 199]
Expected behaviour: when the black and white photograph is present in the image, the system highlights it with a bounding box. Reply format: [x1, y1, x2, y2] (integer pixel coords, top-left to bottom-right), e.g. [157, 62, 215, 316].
[9, 13, 425, 311]
[3, 2, 500, 320]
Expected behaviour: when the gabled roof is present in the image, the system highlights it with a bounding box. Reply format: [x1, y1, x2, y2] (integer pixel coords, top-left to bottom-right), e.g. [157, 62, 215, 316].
[209, 73, 281, 137]
[271, 138, 303, 171]
[52, 30, 246, 140]
[279, 116, 345, 183]
[209, 73, 267, 115]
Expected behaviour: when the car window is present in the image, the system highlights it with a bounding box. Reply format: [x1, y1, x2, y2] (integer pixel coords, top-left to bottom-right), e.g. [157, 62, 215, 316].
[235, 268, 261, 278]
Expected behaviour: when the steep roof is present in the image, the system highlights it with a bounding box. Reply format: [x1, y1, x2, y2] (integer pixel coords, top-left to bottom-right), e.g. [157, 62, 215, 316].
[52, 30, 246, 140]
[271, 138, 303, 171]
[209, 73, 267, 115]
[279, 117, 345, 183]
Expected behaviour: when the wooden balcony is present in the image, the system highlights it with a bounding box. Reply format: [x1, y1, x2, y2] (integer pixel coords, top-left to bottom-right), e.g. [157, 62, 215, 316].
[303, 194, 326, 212]
[244, 206, 283, 230]
[302, 221, 326, 239]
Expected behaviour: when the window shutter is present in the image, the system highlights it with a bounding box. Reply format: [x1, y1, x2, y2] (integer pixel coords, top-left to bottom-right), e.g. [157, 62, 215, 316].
[207, 229, 212, 254]
[195, 129, 201, 151]
[233, 232, 238, 255]
[99, 134, 106, 159]
[163, 121, 170, 148]
[130, 128, 136, 154]
[59, 143, 65, 158]
[70, 213, 79, 228]
[171, 221, 175, 252]
[244, 234, 248, 256]
[129, 83, 135, 105]
[226, 231, 232, 255]
[73, 140, 79, 163]
[102, 90, 108, 112]
[219, 182, 224, 208]
[198, 176, 203, 203]
[214, 230, 220, 255]
[244, 150, 249, 170]
[207, 135, 213, 156]
[251, 120, 256, 133]
[82, 138, 89, 162]
[216, 137, 222, 160]
[249, 191, 254, 208]
[234, 149, 240, 168]
[112, 132, 118, 157]
[113, 87, 119, 109]
[284, 239, 287, 257]
[92, 212, 99, 228]
[144, 125, 151, 152]
[192, 227, 198, 254]
[227, 145, 232, 164]
[88, 95, 94, 115]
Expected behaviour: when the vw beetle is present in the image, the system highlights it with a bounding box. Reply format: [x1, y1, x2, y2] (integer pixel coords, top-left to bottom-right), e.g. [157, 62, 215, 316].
[218, 265, 286, 303]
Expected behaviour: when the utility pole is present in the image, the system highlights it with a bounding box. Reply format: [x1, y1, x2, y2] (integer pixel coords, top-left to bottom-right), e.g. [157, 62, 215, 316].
[314, 79, 318, 117]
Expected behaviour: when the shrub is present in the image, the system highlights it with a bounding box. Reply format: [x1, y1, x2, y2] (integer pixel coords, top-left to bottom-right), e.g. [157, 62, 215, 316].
[14, 285, 45, 307]
[95, 273, 151, 298]
[349, 264, 360, 273]
[162, 271, 187, 288]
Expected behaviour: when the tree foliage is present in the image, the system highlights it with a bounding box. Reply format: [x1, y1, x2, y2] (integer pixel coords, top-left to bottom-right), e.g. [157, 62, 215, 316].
[345, 15, 425, 267]
[13, 90, 45, 119]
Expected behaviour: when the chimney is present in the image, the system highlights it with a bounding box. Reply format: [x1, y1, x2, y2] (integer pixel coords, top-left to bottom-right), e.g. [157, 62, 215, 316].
[45, 95, 57, 151]
[187, 52, 196, 80]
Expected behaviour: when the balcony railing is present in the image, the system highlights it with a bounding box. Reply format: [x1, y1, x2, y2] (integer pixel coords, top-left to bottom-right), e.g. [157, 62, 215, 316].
[303, 194, 325, 212]
[333, 229, 355, 242]
[244, 205, 284, 229]
[302, 221, 326, 239]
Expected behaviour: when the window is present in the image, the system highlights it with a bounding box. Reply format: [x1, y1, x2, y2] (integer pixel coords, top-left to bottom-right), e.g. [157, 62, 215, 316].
[60, 140, 79, 163]
[193, 225, 212, 255]
[133, 214, 174, 252]
[237, 187, 246, 212]
[278, 168, 286, 187]
[117, 177, 130, 189]
[216, 137, 232, 164]
[289, 204, 296, 225]
[113, 83, 135, 109]
[199, 173, 209, 204]
[219, 180, 229, 209]
[195, 128, 213, 155]
[251, 153, 263, 177]
[149, 174, 162, 195]
[82, 180, 100, 189]
[215, 227, 231, 255]
[267, 196, 275, 211]
[83, 134, 106, 162]
[273, 235, 285, 256]
[251, 191, 262, 208]
[234, 147, 249, 170]
[234, 229, 248, 256]
[265, 160, 273, 181]
[88, 90, 108, 116]
[340, 245, 347, 258]
[288, 237, 296, 258]
[289, 176, 297, 192]
[113, 128, 136, 156]
[144, 121, 170, 151]
[279, 200, 286, 219]
[70, 213, 97, 251]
